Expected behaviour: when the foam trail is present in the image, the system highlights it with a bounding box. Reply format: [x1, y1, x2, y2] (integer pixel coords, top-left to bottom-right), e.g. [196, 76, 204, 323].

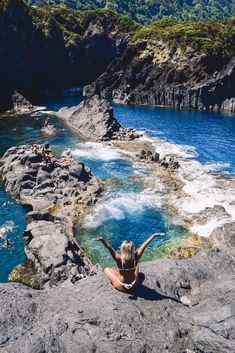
[139, 134, 198, 159]
[72, 142, 124, 161]
[84, 189, 163, 229]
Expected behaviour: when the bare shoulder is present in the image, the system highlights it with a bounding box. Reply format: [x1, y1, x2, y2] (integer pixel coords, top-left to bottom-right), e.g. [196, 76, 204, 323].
[115, 252, 121, 261]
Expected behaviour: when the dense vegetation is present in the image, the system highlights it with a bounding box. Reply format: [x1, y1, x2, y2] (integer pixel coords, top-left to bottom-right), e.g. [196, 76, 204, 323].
[1, 0, 234, 62]
[26, 0, 235, 24]
[133, 17, 235, 61]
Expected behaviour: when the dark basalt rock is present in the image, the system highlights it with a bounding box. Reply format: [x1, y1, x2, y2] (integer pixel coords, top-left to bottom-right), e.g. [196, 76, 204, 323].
[160, 156, 180, 170]
[57, 90, 139, 141]
[0, 145, 102, 288]
[94, 43, 235, 113]
[0, 235, 234, 352]
[11, 90, 36, 112]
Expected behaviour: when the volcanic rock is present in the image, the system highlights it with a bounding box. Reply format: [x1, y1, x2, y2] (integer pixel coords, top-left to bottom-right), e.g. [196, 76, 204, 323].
[0, 244, 234, 353]
[11, 90, 35, 112]
[56, 89, 138, 141]
[0, 145, 102, 287]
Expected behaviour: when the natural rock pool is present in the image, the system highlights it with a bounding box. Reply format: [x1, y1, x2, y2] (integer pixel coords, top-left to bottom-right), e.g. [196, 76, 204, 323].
[0, 94, 234, 281]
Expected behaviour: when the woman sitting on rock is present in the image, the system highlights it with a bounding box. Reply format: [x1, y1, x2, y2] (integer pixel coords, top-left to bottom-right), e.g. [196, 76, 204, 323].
[95, 233, 162, 292]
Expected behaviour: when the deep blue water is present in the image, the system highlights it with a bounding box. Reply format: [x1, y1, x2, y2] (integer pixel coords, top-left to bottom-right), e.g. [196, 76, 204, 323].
[0, 95, 234, 280]
[114, 104, 235, 175]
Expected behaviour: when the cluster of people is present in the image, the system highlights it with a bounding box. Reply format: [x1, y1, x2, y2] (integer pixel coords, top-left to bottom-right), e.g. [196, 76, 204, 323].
[31, 143, 52, 164]
[31, 143, 74, 167]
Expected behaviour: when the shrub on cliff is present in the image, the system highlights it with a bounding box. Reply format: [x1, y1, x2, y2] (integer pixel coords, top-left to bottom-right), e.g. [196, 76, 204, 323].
[132, 18, 235, 62]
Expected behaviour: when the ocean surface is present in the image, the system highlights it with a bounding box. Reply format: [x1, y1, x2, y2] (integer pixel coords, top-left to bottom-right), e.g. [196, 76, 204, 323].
[0, 94, 234, 281]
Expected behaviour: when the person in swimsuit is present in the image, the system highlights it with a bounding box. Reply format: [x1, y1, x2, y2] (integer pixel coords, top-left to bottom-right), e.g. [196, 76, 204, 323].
[95, 233, 162, 292]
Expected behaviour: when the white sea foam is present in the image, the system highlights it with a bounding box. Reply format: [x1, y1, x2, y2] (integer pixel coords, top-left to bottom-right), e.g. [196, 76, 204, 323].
[191, 217, 231, 238]
[137, 131, 235, 237]
[84, 189, 163, 229]
[72, 142, 124, 161]
[151, 141, 235, 237]
[34, 106, 47, 111]
[139, 134, 198, 160]
[0, 221, 15, 239]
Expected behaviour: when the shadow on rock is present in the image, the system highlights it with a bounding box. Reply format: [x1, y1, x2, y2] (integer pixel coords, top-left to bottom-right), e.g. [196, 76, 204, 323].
[128, 273, 181, 303]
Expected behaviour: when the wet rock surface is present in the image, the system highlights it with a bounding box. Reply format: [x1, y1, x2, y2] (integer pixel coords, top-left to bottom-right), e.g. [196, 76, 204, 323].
[0, 145, 102, 288]
[0, 244, 234, 353]
[57, 89, 138, 141]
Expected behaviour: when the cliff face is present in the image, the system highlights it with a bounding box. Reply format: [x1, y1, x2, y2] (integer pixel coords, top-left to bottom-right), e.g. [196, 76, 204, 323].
[0, 0, 134, 110]
[95, 36, 235, 112]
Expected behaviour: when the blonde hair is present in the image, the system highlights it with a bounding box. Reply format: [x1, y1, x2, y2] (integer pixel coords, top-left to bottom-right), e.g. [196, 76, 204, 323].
[120, 240, 135, 266]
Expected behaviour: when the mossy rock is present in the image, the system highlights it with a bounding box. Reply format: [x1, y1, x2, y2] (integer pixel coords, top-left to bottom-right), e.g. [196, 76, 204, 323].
[166, 236, 211, 260]
[8, 260, 38, 287]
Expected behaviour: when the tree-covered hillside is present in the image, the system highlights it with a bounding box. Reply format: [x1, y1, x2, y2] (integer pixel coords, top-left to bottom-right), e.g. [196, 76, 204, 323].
[26, 0, 235, 23]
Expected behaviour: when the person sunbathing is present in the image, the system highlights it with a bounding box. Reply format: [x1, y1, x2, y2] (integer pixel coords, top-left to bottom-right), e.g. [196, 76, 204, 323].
[56, 151, 74, 166]
[95, 233, 163, 292]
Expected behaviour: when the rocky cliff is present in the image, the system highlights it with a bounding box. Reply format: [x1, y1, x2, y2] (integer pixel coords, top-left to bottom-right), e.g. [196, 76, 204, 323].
[56, 86, 138, 141]
[0, 0, 135, 110]
[94, 21, 235, 112]
[0, 223, 234, 352]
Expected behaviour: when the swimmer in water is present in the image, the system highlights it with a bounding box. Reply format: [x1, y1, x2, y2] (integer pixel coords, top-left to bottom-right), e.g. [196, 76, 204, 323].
[2, 201, 11, 207]
[2, 239, 12, 248]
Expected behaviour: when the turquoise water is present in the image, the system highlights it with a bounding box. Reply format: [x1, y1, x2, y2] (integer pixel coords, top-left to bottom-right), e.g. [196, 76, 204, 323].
[0, 95, 234, 280]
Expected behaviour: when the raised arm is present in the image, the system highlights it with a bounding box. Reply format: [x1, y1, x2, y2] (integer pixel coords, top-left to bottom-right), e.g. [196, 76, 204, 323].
[136, 233, 161, 260]
[95, 237, 120, 262]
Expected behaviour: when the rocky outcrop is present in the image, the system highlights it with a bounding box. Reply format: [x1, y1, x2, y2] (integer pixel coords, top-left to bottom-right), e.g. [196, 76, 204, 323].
[57, 89, 138, 141]
[11, 90, 37, 112]
[0, 145, 102, 287]
[135, 143, 160, 162]
[0, 236, 234, 353]
[94, 42, 235, 112]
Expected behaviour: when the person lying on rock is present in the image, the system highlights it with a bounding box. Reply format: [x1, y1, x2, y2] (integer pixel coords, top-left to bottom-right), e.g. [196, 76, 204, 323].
[95, 233, 162, 292]
[56, 151, 74, 166]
